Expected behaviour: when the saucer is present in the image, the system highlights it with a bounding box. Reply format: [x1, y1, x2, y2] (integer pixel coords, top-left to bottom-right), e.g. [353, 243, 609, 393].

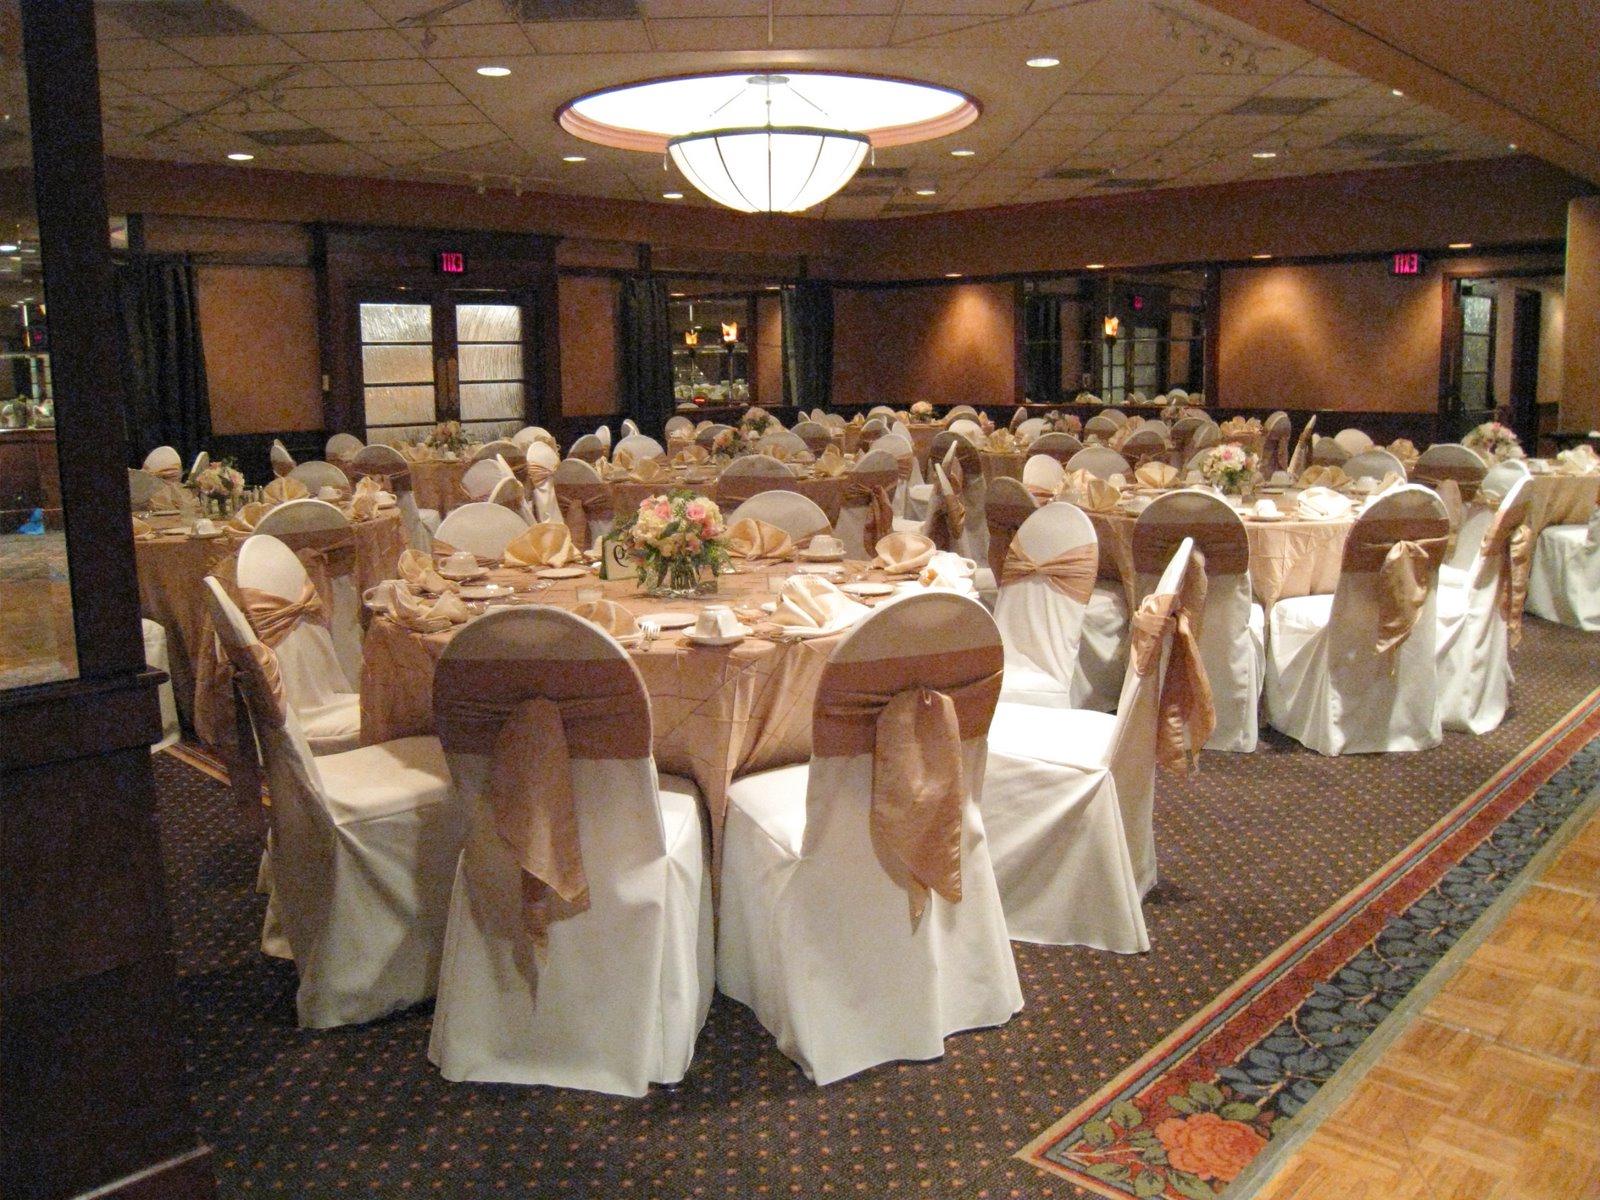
[437, 563, 487, 581]
[1247, 511, 1288, 522]
[459, 583, 513, 600]
[536, 566, 589, 579]
[797, 548, 845, 562]
[640, 611, 696, 630]
[685, 623, 751, 646]
[842, 582, 896, 597]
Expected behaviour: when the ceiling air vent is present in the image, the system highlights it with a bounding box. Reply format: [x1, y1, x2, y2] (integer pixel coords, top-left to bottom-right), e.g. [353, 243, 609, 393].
[243, 127, 345, 147]
[1370, 146, 1452, 163]
[1091, 177, 1167, 189]
[104, 0, 264, 38]
[503, 0, 641, 18]
[1330, 131, 1418, 150]
[853, 166, 910, 180]
[1227, 96, 1330, 117]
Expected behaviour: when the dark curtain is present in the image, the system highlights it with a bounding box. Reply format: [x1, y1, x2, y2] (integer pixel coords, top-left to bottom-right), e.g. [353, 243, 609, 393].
[616, 274, 674, 436]
[114, 254, 211, 465]
[782, 281, 833, 411]
[1023, 292, 1062, 405]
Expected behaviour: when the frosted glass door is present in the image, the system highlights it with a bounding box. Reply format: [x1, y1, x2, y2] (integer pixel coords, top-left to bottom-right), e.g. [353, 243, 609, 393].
[455, 303, 524, 441]
[359, 302, 436, 446]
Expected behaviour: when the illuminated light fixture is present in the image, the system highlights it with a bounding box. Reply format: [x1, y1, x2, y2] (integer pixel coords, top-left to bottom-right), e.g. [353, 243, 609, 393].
[227, 151, 255, 161]
[662, 191, 684, 199]
[669, 291, 686, 298]
[945, 272, 963, 278]
[1508, 142, 1518, 150]
[477, 66, 511, 77]
[559, 70, 977, 214]
[1086, 263, 1106, 270]
[1103, 315, 1121, 339]
[1391, 88, 1404, 97]
[0, 243, 16, 252]
[684, 329, 698, 346]
[914, 187, 937, 196]
[562, 154, 587, 162]
[1026, 56, 1060, 68]
[1251, 150, 1278, 159]
[1251, 253, 1273, 259]
[950, 148, 976, 157]
[721, 321, 739, 344]
[1449, 242, 1473, 249]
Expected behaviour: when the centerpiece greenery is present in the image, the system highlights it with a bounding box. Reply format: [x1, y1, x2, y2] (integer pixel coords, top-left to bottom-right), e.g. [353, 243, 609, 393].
[425, 420, 473, 455]
[616, 490, 729, 597]
[1199, 443, 1258, 495]
[1462, 420, 1524, 464]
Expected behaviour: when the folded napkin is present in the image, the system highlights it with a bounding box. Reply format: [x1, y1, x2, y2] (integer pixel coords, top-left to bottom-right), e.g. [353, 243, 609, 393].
[1134, 461, 1178, 489]
[386, 586, 471, 634]
[1270, 470, 1296, 486]
[761, 444, 793, 462]
[350, 490, 379, 521]
[1387, 439, 1421, 469]
[148, 481, 198, 513]
[628, 457, 666, 483]
[502, 522, 577, 568]
[917, 551, 980, 598]
[1296, 486, 1353, 520]
[812, 445, 847, 476]
[1299, 465, 1350, 490]
[571, 599, 639, 638]
[1554, 445, 1600, 474]
[1062, 470, 1121, 512]
[850, 413, 866, 426]
[397, 547, 455, 595]
[354, 475, 383, 499]
[792, 448, 815, 465]
[612, 448, 635, 472]
[873, 531, 936, 575]
[724, 517, 795, 560]
[671, 445, 710, 466]
[228, 501, 272, 533]
[770, 575, 869, 632]
[263, 476, 309, 504]
[131, 516, 154, 539]
[400, 443, 436, 462]
[1220, 416, 1262, 436]
[987, 429, 1019, 453]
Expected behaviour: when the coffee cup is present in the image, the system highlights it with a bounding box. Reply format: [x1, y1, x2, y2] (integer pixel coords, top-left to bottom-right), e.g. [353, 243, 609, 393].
[192, 517, 218, 536]
[809, 534, 843, 556]
[443, 550, 477, 574]
[1254, 498, 1280, 518]
[694, 604, 740, 639]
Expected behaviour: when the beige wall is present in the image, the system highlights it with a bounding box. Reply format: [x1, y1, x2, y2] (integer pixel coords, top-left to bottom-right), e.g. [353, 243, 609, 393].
[832, 283, 1015, 409]
[755, 294, 783, 406]
[1562, 196, 1600, 432]
[557, 275, 619, 418]
[195, 265, 322, 434]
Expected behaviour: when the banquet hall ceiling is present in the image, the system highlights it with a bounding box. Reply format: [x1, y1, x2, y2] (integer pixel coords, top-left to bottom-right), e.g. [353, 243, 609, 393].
[91, 0, 1516, 218]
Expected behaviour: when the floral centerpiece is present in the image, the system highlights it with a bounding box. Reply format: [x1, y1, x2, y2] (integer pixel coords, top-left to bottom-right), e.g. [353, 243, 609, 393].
[909, 400, 935, 422]
[1199, 443, 1258, 495]
[616, 490, 729, 597]
[425, 420, 473, 456]
[1054, 412, 1083, 437]
[741, 409, 773, 438]
[710, 426, 755, 460]
[191, 460, 246, 515]
[1462, 420, 1524, 464]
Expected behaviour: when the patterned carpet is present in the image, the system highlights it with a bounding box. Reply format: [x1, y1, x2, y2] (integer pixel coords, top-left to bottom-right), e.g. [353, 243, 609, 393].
[154, 617, 1600, 1199]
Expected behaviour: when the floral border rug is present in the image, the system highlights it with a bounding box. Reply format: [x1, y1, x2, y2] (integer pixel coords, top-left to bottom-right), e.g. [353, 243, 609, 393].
[1018, 685, 1600, 1199]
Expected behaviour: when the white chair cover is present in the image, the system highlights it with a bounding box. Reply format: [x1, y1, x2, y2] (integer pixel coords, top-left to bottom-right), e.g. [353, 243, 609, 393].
[250, 503, 365, 696]
[1029, 432, 1082, 464]
[142, 619, 181, 752]
[716, 593, 1022, 1084]
[269, 438, 296, 478]
[1310, 437, 1351, 466]
[1021, 453, 1064, 499]
[426, 609, 711, 1095]
[793, 421, 834, 455]
[202, 577, 462, 1028]
[1016, 417, 1049, 441]
[995, 504, 1097, 708]
[1345, 448, 1407, 482]
[522, 441, 560, 524]
[434, 502, 530, 561]
[1084, 414, 1120, 441]
[1437, 475, 1533, 733]
[717, 454, 799, 508]
[568, 433, 607, 463]
[553, 458, 613, 548]
[1414, 443, 1489, 502]
[188, 450, 210, 481]
[460, 456, 512, 502]
[757, 430, 808, 456]
[835, 449, 899, 559]
[1066, 447, 1131, 480]
[593, 425, 612, 449]
[615, 434, 666, 461]
[727, 490, 831, 542]
[142, 445, 183, 480]
[983, 538, 1204, 948]
[326, 432, 365, 461]
[1332, 428, 1375, 455]
[664, 415, 694, 437]
[1265, 486, 1450, 755]
[620, 418, 640, 438]
[287, 460, 352, 494]
[128, 468, 164, 510]
[1526, 509, 1600, 631]
[350, 442, 433, 552]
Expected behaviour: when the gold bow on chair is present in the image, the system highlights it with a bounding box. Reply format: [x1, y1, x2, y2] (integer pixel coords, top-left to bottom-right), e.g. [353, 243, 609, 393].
[999, 542, 1098, 603]
[1128, 565, 1214, 773]
[1374, 540, 1433, 657]
[1484, 521, 1534, 648]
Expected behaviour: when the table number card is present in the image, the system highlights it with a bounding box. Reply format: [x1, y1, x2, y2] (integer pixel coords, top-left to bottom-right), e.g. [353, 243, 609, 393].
[598, 534, 634, 581]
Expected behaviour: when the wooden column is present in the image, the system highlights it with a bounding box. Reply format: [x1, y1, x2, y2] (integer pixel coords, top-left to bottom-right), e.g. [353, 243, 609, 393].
[1559, 196, 1600, 434]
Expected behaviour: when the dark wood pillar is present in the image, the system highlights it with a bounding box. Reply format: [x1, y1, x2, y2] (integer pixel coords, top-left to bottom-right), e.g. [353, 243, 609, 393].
[0, 2, 214, 1197]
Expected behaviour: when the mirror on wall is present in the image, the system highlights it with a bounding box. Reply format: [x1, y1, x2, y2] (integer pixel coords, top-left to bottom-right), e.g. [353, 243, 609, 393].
[1022, 269, 1210, 405]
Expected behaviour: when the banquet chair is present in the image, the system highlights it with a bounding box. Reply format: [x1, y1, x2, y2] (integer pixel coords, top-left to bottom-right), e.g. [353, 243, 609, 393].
[1120, 428, 1169, 467]
[984, 477, 1038, 593]
[553, 458, 613, 548]
[717, 592, 1022, 1084]
[1310, 437, 1351, 467]
[1016, 417, 1049, 442]
[469, 439, 521, 466]
[793, 421, 834, 456]
[908, 431, 979, 522]
[1187, 421, 1221, 458]
[270, 438, 297, 478]
[142, 445, 183, 480]
[664, 415, 694, 438]
[1084, 414, 1120, 442]
[718, 454, 799, 508]
[693, 423, 733, 447]
[434, 502, 530, 561]
[728, 491, 832, 543]
[593, 424, 613, 449]
[758, 429, 808, 457]
[201, 577, 462, 1029]
[1344, 448, 1408, 483]
[1021, 453, 1064, 499]
[867, 405, 896, 421]
[1028, 433, 1082, 464]
[994, 502, 1098, 708]
[1332, 428, 1375, 455]
[1066, 446, 1131, 480]
[460, 455, 512, 502]
[1135, 490, 1264, 752]
[821, 413, 847, 430]
[568, 433, 608, 463]
[1526, 501, 1600, 631]
[868, 431, 918, 513]
[426, 608, 712, 1094]
[522, 441, 560, 523]
[288, 460, 353, 494]
[188, 450, 210, 481]
[142, 619, 181, 752]
[860, 419, 891, 444]
[1437, 474, 1533, 732]
[1286, 414, 1317, 477]
[1265, 485, 1450, 755]
[620, 417, 640, 438]
[922, 450, 987, 566]
[487, 474, 529, 519]
[983, 538, 1202, 946]
[948, 418, 984, 443]
[1104, 408, 1130, 425]
[128, 468, 164, 510]
[946, 404, 979, 421]
[1262, 411, 1293, 472]
[1442, 460, 1530, 582]
[326, 432, 365, 462]
[1414, 443, 1489, 502]
[252, 501, 365, 693]
[615, 434, 666, 461]
[512, 425, 550, 448]
[836, 449, 899, 559]
[351, 443, 436, 550]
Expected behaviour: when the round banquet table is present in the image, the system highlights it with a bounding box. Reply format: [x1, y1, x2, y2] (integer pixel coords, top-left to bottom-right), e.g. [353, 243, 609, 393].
[1520, 471, 1600, 537]
[361, 560, 911, 872]
[135, 508, 406, 742]
[980, 449, 1027, 485]
[1085, 504, 1353, 607]
[407, 458, 471, 515]
[606, 469, 848, 524]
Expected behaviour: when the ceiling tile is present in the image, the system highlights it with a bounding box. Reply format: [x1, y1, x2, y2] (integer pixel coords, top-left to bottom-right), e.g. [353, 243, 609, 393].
[225, 0, 389, 33]
[527, 20, 654, 53]
[110, 66, 239, 94]
[329, 58, 447, 86]
[645, 17, 775, 50]
[280, 28, 419, 61]
[770, 16, 897, 48]
[99, 38, 200, 71]
[360, 82, 467, 107]
[391, 104, 488, 126]
[275, 86, 372, 111]
[164, 34, 306, 66]
[396, 22, 535, 58]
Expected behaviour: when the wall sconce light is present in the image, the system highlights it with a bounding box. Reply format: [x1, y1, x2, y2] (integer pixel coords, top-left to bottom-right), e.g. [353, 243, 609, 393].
[721, 321, 739, 344]
[684, 329, 699, 347]
[1103, 315, 1121, 340]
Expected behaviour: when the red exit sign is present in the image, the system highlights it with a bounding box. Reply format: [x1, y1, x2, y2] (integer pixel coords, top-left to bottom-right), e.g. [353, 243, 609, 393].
[1390, 252, 1423, 276]
[436, 250, 467, 274]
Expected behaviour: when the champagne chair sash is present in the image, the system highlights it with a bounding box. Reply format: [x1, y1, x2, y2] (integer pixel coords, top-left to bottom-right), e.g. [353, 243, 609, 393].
[1000, 542, 1097, 603]
[523, 462, 554, 489]
[237, 579, 328, 647]
[349, 464, 413, 494]
[814, 648, 1003, 921]
[984, 492, 1037, 581]
[555, 481, 613, 546]
[1286, 414, 1317, 477]
[1479, 507, 1534, 648]
[1343, 518, 1449, 657]
[1131, 520, 1250, 577]
[272, 527, 360, 616]
[1129, 567, 1215, 773]
[843, 471, 897, 550]
[151, 464, 183, 482]
[1414, 460, 1485, 501]
[220, 636, 288, 729]
[428, 538, 503, 569]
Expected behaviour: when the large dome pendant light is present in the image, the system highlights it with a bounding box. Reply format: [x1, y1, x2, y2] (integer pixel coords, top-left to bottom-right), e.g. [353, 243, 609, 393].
[667, 75, 869, 214]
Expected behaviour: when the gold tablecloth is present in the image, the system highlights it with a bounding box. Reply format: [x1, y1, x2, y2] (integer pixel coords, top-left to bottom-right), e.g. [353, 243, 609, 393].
[408, 459, 471, 514]
[1522, 473, 1600, 537]
[606, 471, 848, 524]
[1087, 508, 1352, 607]
[980, 450, 1027, 485]
[360, 564, 893, 870]
[135, 509, 406, 742]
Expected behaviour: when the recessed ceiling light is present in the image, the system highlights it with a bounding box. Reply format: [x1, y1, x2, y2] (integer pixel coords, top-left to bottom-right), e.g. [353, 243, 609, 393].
[914, 187, 937, 196]
[1026, 56, 1061, 68]
[950, 148, 976, 158]
[1086, 263, 1105, 270]
[945, 272, 963, 278]
[0, 243, 16, 253]
[476, 66, 511, 77]
[1391, 88, 1405, 97]
[662, 191, 684, 200]
[227, 152, 254, 161]
[1251, 150, 1278, 159]
[1508, 142, 1518, 150]
[1449, 242, 1473, 249]
[1251, 253, 1273, 259]
[562, 154, 587, 163]
[669, 292, 686, 298]
[765, 285, 781, 290]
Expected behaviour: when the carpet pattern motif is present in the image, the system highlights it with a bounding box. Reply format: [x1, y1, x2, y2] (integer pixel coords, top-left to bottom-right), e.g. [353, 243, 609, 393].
[1021, 687, 1600, 1198]
[152, 618, 1600, 1199]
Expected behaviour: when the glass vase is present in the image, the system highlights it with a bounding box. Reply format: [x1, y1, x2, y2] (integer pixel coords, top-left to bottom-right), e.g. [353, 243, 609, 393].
[645, 557, 716, 599]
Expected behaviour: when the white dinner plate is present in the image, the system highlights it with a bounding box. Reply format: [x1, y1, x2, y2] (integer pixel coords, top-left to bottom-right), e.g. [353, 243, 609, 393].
[797, 548, 845, 562]
[437, 564, 487, 581]
[640, 611, 696, 630]
[536, 566, 590, 579]
[842, 582, 896, 597]
[795, 563, 844, 575]
[459, 583, 513, 600]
